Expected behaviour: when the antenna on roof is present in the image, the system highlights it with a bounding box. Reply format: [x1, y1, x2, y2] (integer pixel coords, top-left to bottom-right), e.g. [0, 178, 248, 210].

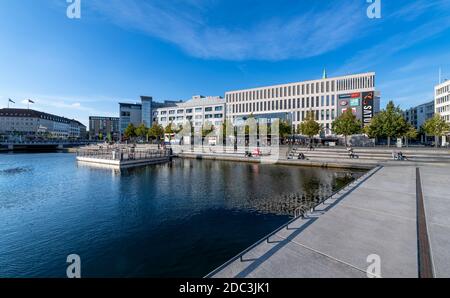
[322, 68, 327, 79]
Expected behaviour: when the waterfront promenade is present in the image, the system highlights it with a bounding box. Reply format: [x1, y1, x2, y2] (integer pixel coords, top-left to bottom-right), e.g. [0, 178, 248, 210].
[178, 146, 450, 170]
[208, 164, 450, 278]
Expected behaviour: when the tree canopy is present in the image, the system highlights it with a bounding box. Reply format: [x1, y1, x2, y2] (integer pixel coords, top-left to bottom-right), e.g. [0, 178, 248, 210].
[148, 123, 164, 140]
[332, 109, 362, 145]
[135, 123, 148, 139]
[124, 123, 137, 139]
[298, 111, 321, 139]
[422, 114, 450, 147]
[364, 101, 407, 146]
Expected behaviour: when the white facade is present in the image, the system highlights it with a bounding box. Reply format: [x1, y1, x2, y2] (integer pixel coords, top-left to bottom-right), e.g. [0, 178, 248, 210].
[435, 80, 450, 123]
[0, 108, 86, 139]
[156, 96, 226, 129]
[225, 72, 377, 135]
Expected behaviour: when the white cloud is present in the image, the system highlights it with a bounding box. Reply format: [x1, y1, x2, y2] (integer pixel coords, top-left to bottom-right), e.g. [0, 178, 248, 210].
[337, 13, 450, 74]
[86, 0, 369, 61]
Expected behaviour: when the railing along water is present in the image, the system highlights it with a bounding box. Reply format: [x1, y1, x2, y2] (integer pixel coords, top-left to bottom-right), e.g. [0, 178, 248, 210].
[76, 147, 171, 161]
[204, 166, 381, 278]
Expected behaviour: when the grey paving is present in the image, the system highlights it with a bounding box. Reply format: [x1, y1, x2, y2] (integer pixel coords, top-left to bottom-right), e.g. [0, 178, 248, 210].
[419, 166, 450, 277]
[211, 165, 450, 278]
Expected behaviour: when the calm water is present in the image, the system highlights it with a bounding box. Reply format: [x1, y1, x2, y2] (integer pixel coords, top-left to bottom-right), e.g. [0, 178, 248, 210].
[0, 153, 363, 277]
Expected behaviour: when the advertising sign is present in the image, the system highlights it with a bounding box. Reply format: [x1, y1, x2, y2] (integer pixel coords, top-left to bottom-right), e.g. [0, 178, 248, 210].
[339, 93, 360, 99]
[342, 108, 357, 115]
[362, 91, 374, 126]
[350, 98, 360, 107]
[340, 100, 348, 106]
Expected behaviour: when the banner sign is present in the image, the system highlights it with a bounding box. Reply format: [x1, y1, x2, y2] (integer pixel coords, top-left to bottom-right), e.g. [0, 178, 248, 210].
[362, 91, 374, 126]
[338, 93, 360, 99]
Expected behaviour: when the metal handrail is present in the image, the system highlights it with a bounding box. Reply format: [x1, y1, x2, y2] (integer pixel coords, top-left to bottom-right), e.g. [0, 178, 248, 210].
[76, 148, 170, 161]
[204, 166, 380, 278]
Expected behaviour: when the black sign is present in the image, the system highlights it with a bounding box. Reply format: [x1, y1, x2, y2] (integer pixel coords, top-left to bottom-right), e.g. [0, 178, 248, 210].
[362, 92, 374, 126]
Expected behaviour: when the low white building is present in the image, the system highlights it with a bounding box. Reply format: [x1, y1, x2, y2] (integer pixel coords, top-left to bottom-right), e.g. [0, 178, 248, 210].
[156, 95, 226, 130]
[435, 79, 450, 145]
[0, 108, 86, 139]
[225, 72, 380, 136]
[435, 80, 450, 123]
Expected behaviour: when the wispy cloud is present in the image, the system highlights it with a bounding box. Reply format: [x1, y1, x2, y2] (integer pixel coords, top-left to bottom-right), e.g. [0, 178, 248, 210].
[337, 12, 450, 74]
[86, 0, 369, 61]
[388, 0, 450, 21]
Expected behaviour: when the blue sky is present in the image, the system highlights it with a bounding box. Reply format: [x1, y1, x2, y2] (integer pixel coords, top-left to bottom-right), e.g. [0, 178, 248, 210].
[1, 0, 450, 126]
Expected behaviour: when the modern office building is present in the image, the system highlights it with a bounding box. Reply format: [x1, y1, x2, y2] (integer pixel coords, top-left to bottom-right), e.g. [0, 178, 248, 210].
[119, 96, 180, 135]
[435, 80, 450, 123]
[0, 108, 86, 139]
[435, 79, 450, 145]
[403, 101, 435, 130]
[119, 102, 143, 134]
[89, 116, 120, 140]
[156, 95, 226, 130]
[141, 96, 153, 128]
[225, 72, 380, 136]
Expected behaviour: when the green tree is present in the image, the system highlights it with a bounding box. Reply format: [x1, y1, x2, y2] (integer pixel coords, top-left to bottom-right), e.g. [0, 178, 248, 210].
[365, 101, 407, 147]
[202, 123, 215, 138]
[148, 123, 164, 141]
[364, 113, 383, 142]
[381, 101, 408, 147]
[135, 123, 148, 140]
[422, 114, 450, 148]
[332, 109, 362, 146]
[98, 132, 103, 141]
[165, 123, 175, 134]
[279, 120, 292, 139]
[299, 111, 321, 143]
[124, 123, 136, 139]
[403, 124, 418, 147]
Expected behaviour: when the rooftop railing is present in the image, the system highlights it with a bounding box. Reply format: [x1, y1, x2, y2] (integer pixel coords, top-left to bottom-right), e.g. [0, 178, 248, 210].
[76, 147, 171, 161]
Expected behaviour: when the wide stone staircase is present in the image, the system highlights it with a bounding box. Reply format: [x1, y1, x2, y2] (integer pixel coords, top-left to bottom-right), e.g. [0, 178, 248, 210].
[286, 146, 450, 164]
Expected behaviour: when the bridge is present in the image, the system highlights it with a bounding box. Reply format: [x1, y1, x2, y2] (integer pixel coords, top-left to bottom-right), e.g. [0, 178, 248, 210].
[0, 141, 97, 152]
